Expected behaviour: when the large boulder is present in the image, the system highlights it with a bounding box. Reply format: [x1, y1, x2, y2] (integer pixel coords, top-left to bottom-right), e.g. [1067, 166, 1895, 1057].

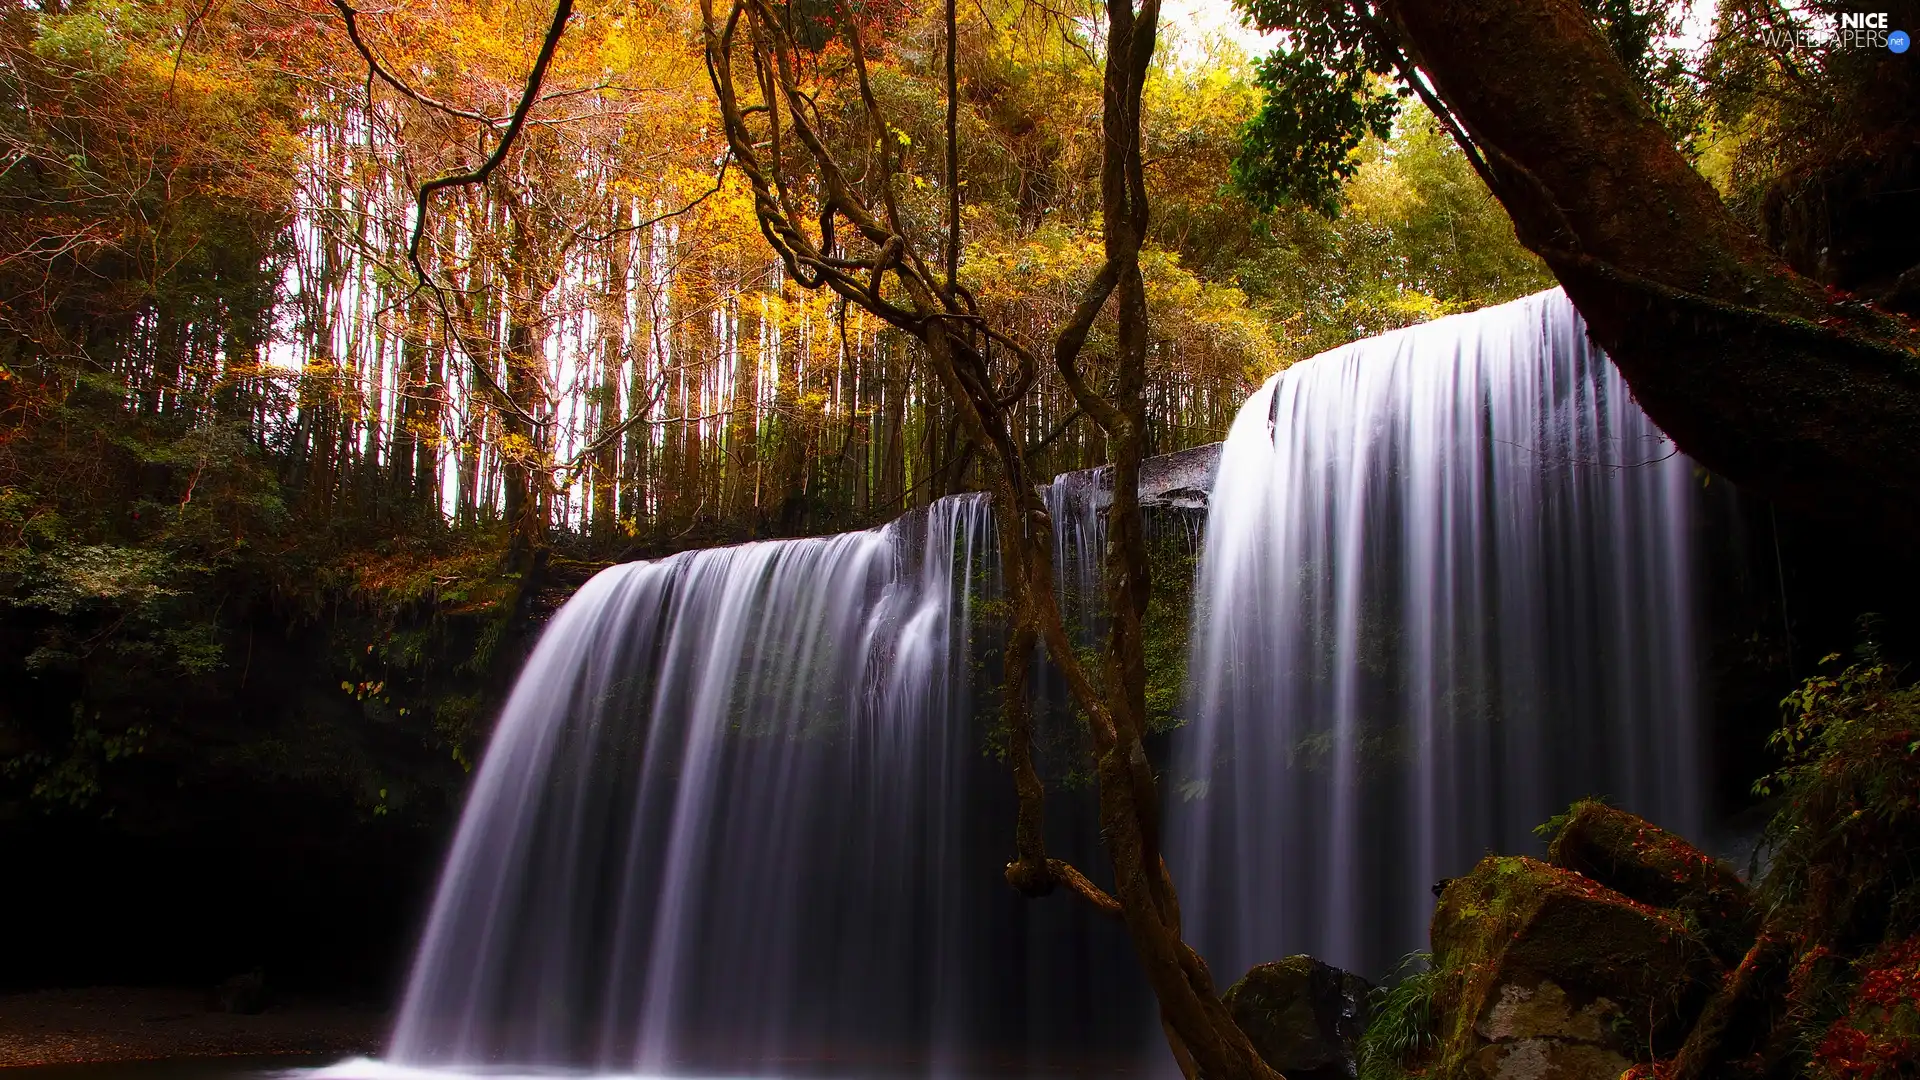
[1223, 954, 1372, 1080]
[1427, 856, 1721, 1080]
[1546, 800, 1759, 967]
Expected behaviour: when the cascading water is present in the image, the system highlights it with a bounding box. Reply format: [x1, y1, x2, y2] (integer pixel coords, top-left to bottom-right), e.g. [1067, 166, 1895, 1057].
[1174, 289, 1702, 982]
[351, 287, 1705, 1079]
[379, 493, 1150, 1075]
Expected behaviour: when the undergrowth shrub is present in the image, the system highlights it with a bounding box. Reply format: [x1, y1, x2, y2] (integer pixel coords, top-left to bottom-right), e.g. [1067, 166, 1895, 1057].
[1752, 629, 1920, 1078]
[1358, 952, 1440, 1080]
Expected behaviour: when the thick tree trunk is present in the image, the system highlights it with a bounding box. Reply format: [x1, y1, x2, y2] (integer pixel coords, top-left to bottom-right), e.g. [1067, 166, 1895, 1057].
[1386, 0, 1920, 533]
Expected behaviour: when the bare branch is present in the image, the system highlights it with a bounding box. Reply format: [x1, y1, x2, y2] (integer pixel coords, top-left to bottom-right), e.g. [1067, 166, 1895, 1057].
[1048, 859, 1124, 916]
[333, 0, 498, 125]
[571, 153, 733, 245]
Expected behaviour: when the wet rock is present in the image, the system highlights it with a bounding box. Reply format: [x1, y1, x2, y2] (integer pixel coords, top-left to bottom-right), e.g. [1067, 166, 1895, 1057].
[1042, 442, 1222, 513]
[1137, 443, 1220, 510]
[1546, 800, 1759, 966]
[1223, 954, 1372, 1080]
[1428, 856, 1720, 1080]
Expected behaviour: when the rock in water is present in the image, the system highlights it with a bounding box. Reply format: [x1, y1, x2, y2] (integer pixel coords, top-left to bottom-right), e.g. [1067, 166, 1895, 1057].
[1223, 954, 1372, 1080]
[1545, 799, 1759, 967]
[1428, 857, 1720, 1080]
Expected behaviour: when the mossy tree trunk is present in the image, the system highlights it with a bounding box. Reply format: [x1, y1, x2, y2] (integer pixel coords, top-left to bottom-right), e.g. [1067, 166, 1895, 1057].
[1384, 0, 1920, 534]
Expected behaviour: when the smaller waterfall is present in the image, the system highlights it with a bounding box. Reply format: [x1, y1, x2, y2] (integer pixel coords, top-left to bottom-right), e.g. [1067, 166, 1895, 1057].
[381, 492, 1152, 1074]
[1175, 289, 1703, 981]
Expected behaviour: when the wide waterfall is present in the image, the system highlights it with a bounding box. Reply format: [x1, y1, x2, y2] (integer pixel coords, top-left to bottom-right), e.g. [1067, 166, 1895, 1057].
[1175, 289, 1702, 983]
[381, 493, 1151, 1073]
[361, 288, 1703, 1076]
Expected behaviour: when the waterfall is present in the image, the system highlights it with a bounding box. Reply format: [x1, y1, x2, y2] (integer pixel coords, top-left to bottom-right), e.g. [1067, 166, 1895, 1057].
[1174, 289, 1702, 981]
[380, 493, 1150, 1073]
[351, 287, 1704, 1078]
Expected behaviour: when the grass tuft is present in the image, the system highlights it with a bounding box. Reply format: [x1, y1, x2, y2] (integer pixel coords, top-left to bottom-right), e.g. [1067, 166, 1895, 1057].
[1358, 952, 1440, 1080]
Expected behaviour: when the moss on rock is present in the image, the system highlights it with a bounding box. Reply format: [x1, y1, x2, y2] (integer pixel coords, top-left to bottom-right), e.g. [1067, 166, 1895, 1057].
[1427, 856, 1722, 1080]
[1546, 799, 1758, 966]
[1224, 954, 1373, 1080]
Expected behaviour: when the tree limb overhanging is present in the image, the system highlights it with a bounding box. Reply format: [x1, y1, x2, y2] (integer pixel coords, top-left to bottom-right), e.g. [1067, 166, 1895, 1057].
[1376, 0, 1920, 535]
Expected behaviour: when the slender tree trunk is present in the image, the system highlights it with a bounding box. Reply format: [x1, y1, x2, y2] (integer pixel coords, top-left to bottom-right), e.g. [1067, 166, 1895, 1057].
[700, 0, 1280, 1072]
[417, 315, 444, 510]
[734, 291, 762, 521]
[500, 196, 555, 567]
[884, 342, 904, 509]
[593, 225, 632, 542]
[390, 296, 428, 510]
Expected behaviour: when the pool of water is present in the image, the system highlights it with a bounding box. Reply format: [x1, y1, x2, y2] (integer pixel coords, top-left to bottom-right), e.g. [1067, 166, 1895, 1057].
[2, 1058, 340, 1080]
[1, 1057, 1149, 1080]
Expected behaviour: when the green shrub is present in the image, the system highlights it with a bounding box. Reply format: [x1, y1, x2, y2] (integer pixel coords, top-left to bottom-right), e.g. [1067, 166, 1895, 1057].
[1752, 629, 1920, 1076]
[1358, 953, 1440, 1080]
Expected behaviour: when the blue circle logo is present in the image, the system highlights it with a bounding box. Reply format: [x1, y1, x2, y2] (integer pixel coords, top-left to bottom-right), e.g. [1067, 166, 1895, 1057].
[1893, 29, 1912, 52]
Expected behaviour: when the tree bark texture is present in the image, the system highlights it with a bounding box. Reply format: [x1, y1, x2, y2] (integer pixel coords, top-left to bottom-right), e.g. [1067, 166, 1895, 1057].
[1386, 0, 1920, 534]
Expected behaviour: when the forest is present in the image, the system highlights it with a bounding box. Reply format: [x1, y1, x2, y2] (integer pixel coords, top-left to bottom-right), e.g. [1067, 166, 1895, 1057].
[1, 0, 1918, 1077]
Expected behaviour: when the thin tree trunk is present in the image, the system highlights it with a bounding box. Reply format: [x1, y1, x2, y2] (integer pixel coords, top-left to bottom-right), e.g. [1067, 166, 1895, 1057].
[499, 193, 556, 567]
[390, 295, 428, 510]
[593, 223, 632, 542]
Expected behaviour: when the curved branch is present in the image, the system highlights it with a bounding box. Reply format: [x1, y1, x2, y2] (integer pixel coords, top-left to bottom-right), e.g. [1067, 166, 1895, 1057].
[405, 0, 575, 268]
[333, 0, 497, 125]
[1028, 405, 1084, 455]
[572, 153, 733, 245]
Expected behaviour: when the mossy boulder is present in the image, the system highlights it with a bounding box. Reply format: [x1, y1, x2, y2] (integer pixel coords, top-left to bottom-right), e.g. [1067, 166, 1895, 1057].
[1428, 856, 1721, 1080]
[1546, 800, 1759, 966]
[1223, 954, 1372, 1080]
